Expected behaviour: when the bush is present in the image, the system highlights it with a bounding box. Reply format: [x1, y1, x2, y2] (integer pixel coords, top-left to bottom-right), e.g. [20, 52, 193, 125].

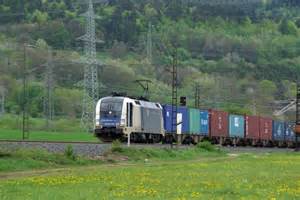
[197, 141, 218, 152]
[64, 145, 76, 161]
[111, 140, 123, 153]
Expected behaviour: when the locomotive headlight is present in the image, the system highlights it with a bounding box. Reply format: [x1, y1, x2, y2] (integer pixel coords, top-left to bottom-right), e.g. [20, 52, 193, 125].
[95, 125, 102, 129]
[120, 119, 125, 126]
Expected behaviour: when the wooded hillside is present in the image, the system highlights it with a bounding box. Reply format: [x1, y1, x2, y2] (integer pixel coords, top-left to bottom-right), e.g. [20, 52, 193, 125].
[0, 0, 299, 121]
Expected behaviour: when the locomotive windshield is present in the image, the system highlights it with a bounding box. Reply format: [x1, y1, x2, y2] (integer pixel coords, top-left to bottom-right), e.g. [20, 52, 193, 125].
[100, 98, 124, 118]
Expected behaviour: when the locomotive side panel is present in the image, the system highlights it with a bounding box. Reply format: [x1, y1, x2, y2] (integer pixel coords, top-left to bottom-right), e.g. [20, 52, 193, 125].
[140, 107, 163, 134]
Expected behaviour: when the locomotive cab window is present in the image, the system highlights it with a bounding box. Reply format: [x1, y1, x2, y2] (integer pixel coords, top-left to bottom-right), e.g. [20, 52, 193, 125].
[100, 98, 124, 118]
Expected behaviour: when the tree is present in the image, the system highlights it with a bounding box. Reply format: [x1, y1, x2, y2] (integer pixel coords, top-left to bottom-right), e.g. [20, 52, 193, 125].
[32, 10, 48, 28]
[279, 19, 298, 35]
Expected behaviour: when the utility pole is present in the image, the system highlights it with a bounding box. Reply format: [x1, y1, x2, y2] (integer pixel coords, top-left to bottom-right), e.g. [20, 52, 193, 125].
[0, 87, 5, 117]
[146, 22, 153, 64]
[22, 44, 29, 140]
[295, 83, 299, 151]
[214, 75, 220, 109]
[194, 84, 200, 108]
[171, 48, 178, 148]
[78, 0, 104, 131]
[43, 47, 54, 129]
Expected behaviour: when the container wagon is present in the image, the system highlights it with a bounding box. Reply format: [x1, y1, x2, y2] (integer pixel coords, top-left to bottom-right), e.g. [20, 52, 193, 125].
[209, 110, 229, 144]
[229, 114, 245, 145]
[285, 122, 296, 147]
[245, 115, 260, 145]
[189, 108, 200, 135]
[200, 110, 209, 137]
[259, 117, 273, 146]
[272, 121, 285, 146]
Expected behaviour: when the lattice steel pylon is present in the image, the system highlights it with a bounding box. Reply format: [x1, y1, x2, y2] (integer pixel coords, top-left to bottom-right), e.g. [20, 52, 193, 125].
[43, 47, 54, 129]
[78, 0, 103, 131]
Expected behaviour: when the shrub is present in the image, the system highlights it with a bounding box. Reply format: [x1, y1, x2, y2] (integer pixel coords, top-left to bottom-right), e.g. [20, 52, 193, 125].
[197, 141, 217, 152]
[111, 140, 123, 153]
[64, 145, 76, 161]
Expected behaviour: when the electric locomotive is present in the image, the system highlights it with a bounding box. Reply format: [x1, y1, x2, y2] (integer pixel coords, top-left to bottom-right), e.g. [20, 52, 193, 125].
[94, 96, 164, 142]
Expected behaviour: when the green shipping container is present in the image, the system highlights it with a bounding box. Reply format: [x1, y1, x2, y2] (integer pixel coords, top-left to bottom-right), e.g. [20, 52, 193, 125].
[189, 108, 200, 134]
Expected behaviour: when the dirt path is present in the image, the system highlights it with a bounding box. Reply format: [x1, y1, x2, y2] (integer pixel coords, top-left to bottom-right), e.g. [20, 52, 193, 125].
[0, 156, 233, 180]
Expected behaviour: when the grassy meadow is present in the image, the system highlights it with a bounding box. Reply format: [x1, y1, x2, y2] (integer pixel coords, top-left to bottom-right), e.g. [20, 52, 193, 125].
[0, 115, 98, 142]
[0, 129, 98, 142]
[0, 144, 299, 200]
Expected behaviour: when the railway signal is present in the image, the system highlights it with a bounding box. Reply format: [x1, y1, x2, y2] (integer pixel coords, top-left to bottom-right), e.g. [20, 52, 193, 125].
[180, 96, 187, 106]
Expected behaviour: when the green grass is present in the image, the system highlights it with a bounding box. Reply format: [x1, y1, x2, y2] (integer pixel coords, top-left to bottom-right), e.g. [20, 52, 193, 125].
[111, 140, 224, 161]
[0, 152, 299, 200]
[0, 143, 299, 200]
[0, 114, 99, 142]
[0, 148, 102, 173]
[0, 142, 222, 173]
[0, 129, 98, 142]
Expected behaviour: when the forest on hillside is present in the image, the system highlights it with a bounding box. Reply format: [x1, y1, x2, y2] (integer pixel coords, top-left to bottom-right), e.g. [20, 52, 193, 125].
[0, 0, 300, 125]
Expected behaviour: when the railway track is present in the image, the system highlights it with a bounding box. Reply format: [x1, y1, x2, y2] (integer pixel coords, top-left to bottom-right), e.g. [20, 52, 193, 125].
[0, 140, 111, 157]
[0, 140, 296, 157]
[0, 140, 189, 157]
[0, 140, 102, 144]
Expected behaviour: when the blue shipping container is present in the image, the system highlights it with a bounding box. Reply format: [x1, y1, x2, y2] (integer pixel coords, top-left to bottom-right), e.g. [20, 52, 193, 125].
[285, 122, 296, 142]
[272, 121, 285, 141]
[229, 115, 245, 138]
[162, 105, 189, 134]
[200, 110, 209, 136]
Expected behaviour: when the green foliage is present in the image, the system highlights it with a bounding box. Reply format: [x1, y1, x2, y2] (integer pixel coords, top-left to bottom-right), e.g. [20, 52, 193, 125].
[0, 1, 300, 121]
[197, 141, 219, 152]
[113, 145, 224, 161]
[111, 140, 122, 153]
[64, 145, 76, 161]
[279, 19, 299, 35]
[32, 10, 48, 25]
[0, 148, 101, 172]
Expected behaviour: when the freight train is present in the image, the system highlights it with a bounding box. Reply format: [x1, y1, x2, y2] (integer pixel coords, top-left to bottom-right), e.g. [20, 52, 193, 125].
[94, 96, 298, 147]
